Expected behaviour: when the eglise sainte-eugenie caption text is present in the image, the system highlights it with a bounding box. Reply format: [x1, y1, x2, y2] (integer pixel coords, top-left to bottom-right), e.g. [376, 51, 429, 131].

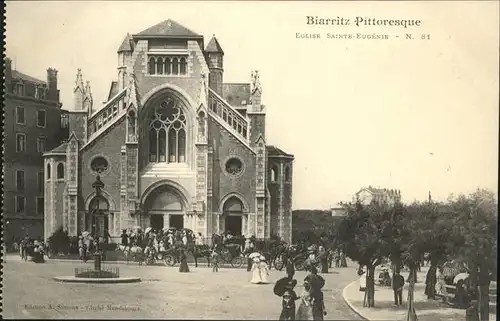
[307, 16, 422, 28]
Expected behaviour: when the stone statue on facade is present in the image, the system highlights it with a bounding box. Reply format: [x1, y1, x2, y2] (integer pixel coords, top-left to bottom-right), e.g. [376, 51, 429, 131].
[251, 70, 262, 94]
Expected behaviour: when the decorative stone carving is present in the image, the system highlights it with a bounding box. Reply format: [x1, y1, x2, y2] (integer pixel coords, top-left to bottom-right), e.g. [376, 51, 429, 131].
[251, 70, 262, 94]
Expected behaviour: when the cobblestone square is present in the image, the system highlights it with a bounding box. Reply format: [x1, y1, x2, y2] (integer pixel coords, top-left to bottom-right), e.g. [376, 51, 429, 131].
[3, 256, 362, 319]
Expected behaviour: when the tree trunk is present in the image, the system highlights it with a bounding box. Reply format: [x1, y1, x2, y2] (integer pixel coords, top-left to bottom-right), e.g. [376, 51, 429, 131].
[404, 266, 418, 321]
[478, 266, 490, 321]
[366, 265, 376, 308]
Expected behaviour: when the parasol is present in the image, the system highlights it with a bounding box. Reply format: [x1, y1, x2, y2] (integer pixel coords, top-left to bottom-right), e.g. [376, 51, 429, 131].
[274, 277, 297, 296]
[145, 227, 152, 234]
[453, 272, 470, 284]
[249, 252, 261, 259]
[82, 231, 90, 238]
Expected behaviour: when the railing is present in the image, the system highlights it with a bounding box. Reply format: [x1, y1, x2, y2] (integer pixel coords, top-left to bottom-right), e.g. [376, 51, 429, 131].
[208, 89, 248, 139]
[87, 89, 127, 138]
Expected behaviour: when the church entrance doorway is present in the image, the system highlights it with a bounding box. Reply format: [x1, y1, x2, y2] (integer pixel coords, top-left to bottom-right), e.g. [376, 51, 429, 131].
[169, 215, 184, 230]
[143, 184, 186, 231]
[225, 216, 242, 236]
[150, 214, 164, 231]
[222, 196, 246, 236]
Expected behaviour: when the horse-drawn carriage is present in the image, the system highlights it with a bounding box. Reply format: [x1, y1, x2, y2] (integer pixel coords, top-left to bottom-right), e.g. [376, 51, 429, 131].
[21, 240, 46, 263]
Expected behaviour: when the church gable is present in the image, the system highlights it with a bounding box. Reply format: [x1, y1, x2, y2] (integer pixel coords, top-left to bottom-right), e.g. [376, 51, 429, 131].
[209, 120, 256, 213]
[79, 118, 127, 211]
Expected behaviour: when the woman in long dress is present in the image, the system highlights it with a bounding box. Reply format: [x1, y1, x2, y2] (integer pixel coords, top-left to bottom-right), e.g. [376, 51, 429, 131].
[295, 281, 315, 320]
[179, 250, 190, 273]
[259, 255, 270, 284]
[251, 257, 263, 284]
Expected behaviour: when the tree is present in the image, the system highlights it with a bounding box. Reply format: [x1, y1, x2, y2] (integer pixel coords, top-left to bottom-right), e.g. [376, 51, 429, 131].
[447, 189, 497, 320]
[393, 202, 446, 321]
[336, 201, 395, 307]
[292, 210, 340, 245]
[47, 226, 70, 255]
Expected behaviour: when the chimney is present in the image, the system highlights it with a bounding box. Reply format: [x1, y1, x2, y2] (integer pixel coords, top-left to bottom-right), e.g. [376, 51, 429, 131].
[47, 68, 60, 103]
[5, 58, 12, 92]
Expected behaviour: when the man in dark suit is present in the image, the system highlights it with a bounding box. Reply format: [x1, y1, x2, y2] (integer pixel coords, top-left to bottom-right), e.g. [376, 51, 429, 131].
[392, 272, 405, 306]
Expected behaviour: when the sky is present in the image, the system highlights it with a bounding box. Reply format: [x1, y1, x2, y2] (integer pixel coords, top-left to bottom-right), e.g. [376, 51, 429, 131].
[5, 1, 499, 209]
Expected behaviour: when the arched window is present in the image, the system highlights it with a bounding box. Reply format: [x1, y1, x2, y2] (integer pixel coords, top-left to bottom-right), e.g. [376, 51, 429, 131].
[148, 97, 187, 164]
[156, 57, 164, 75]
[271, 167, 278, 182]
[178, 129, 186, 162]
[168, 128, 177, 162]
[172, 58, 179, 75]
[165, 57, 171, 75]
[148, 57, 156, 75]
[180, 57, 187, 75]
[149, 128, 157, 162]
[284, 166, 290, 182]
[158, 129, 166, 162]
[57, 163, 64, 179]
[46, 163, 51, 179]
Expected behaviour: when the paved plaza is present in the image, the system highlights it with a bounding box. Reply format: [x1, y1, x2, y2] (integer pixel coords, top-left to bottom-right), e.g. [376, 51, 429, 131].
[3, 255, 362, 319]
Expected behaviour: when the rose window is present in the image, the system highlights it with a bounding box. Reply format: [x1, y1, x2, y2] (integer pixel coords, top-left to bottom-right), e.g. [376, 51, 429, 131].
[225, 158, 244, 176]
[90, 156, 109, 174]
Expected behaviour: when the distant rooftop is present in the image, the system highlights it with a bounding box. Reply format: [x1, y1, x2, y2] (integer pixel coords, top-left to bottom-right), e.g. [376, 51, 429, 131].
[134, 19, 202, 39]
[266, 145, 294, 158]
[11, 70, 46, 85]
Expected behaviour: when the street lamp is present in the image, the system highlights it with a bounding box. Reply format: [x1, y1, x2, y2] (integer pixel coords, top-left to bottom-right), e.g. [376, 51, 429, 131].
[91, 175, 105, 271]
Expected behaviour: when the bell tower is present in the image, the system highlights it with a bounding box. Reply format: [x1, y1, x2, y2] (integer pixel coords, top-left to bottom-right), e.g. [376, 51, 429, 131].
[205, 35, 224, 96]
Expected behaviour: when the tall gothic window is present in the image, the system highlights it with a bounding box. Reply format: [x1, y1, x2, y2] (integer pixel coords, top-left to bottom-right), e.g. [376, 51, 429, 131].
[165, 57, 172, 74]
[156, 57, 164, 75]
[180, 58, 187, 75]
[149, 97, 187, 164]
[148, 57, 156, 74]
[172, 58, 179, 75]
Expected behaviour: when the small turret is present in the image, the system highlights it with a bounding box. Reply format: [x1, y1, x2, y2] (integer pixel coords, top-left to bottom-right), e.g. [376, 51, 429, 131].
[118, 33, 134, 90]
[205, 35, 224, 96]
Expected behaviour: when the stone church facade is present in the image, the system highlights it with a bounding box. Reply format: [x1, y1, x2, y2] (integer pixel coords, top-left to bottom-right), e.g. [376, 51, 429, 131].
[43, 20, 294, 243]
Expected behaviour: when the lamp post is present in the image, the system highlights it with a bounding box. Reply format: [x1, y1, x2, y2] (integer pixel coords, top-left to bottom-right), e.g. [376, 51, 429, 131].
[92, 175, 104, 271]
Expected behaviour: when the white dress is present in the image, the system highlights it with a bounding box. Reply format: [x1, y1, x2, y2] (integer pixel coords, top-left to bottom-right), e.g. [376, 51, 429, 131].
[251, 263, 263, 284]
[359, 274, 367, 290]
[259, 262, 269, 284]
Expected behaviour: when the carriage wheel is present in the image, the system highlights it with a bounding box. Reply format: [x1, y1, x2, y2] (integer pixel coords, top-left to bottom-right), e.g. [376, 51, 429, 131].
[295, 258, 306, 271]
[273, 255, 284, 271]
[231, 256, 245, 268]
[145, 255, 156, 266]
[163, 255, 176, 267]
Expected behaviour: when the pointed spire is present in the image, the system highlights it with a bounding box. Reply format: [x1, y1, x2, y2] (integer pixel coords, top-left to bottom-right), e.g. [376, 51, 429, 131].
[85, 81, 93, 100]
[74, 69, 85, 93]
[117, 33, 133, 53]
[206, 35, 224, 54]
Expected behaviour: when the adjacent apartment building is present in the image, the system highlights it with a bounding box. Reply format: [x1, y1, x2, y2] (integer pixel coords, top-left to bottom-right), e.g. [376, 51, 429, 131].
[3, 57, 68, 242]
[354, 186, 402, 205]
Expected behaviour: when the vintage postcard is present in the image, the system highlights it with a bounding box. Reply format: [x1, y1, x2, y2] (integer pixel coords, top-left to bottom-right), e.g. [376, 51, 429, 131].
[2, 1, 498, 320]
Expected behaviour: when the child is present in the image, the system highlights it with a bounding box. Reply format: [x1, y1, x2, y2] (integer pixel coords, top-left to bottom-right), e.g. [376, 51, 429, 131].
[279, 279, 299, 321]
[211, 247, 219, 272]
